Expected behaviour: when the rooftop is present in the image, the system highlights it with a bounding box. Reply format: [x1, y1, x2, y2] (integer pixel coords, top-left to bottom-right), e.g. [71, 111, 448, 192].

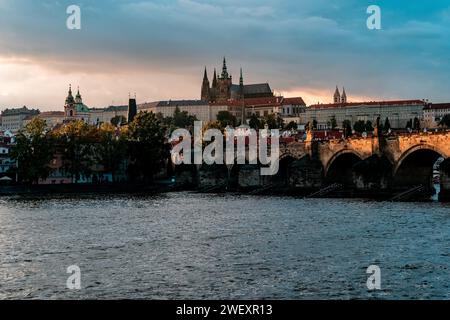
[424, 103, 450, 110]
[308, 100, 425, 109]
[1, 106, 40, 116]
[156, 100, 208, 107]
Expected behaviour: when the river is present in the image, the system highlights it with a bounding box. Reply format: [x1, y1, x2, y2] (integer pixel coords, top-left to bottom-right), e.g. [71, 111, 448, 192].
[0, 192, 449, 299]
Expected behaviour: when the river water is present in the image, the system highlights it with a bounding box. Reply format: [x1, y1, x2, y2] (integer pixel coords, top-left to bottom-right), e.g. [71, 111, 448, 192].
[0, 192, 449, 300]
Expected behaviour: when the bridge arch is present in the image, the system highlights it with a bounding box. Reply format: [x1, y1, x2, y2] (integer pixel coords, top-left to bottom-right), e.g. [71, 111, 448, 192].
[324, 149, 365, 177]
[325, 149, 365, 186]
[393, 144, 446, 190]
[393, 144, 447, 175]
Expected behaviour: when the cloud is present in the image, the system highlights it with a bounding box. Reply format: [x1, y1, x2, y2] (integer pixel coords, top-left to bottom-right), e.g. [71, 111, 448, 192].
[1, 0, 450, 110]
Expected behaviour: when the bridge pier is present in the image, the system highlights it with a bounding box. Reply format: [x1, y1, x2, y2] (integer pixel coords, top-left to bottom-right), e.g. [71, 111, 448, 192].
[352, 155, 391, 192]
[439, 159, 450, 202]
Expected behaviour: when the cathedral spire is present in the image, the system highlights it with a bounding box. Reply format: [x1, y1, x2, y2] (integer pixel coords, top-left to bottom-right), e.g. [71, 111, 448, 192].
[341, 87, 347, 103]
[203, 66, 208, 81]
[212, 68, 218, 88]
[201, 67, 210, 101]
[333, 86, 341, 104]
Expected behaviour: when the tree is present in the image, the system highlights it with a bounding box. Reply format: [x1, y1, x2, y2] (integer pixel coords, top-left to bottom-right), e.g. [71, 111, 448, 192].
[264, 113, 283, 129]
[343, 120, 353, 138]
[384, 117, 391, 132]
[353, 120, 366, 133]
[54, 120, 97, 183]
[172, 106, 197, 130]
[95, 123, 128, 182]
[248, 114, 263, 130]
[284, 121, 298, 131]
[111, 115, 127, 127]
[413, 117, 421, 131]
[365, 120, 374, 132]
[128, 112, 166, 183]
[439, 114, 450, 127]
[216, 111, 237, 128]
[406, 119, 413, 130]
[330, 116, 337, 130]
[10, 118, 55, 184]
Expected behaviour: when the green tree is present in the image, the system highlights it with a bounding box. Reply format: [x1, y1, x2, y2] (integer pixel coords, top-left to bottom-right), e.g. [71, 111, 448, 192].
[172, 106, 197, 130]
[439, 114, 450, 127]
[284, 121, 298, 131]
[343, 120, 353, 138]
[248, 114, 263, 130]
[384, 117, 391, 132]
[353, 120, 366, 133]
[264, 113, 283, 129]
[10, 118, 55, 184]
[111, 115, 127, 127]
[95, 123, 128, 182]
[54, 120, 97, 183]
[128, 112, 166, 183]
[413, 117, 421, 131]
[365, 120, 374, 132]
[330, 116, 337, 130]
[216, 111, 237, 128]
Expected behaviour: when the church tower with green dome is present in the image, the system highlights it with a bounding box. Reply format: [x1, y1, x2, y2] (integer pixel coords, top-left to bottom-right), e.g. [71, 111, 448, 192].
[64, 85, 90, 122]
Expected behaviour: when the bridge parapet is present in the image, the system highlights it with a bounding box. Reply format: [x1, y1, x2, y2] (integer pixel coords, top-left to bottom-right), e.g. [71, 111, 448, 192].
[384, 131, 450, 165]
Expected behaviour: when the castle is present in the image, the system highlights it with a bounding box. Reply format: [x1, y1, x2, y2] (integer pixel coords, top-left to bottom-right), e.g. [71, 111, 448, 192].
[201, 57, 274, 102]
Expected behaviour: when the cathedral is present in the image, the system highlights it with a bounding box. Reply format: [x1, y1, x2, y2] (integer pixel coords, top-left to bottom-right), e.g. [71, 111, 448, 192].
[201, 58, 274, 103]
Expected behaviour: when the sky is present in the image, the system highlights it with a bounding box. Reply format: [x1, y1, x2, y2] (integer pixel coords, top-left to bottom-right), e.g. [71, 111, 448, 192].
[0, 0, 450, 111]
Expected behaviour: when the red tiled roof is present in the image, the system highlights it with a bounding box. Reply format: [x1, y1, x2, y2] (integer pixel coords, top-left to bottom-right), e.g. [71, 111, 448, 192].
[211, 96, 305, 107]
[282, 97, 306, 106]
[424, 103, 450, 110]
[309, 100, 425, 109]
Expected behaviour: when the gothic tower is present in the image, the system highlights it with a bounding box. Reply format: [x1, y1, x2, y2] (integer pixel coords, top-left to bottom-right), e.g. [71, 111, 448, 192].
[216, 57, 232, 102]
[210, 68, 218, 102]
[239, 68, 244, 99]
[341, 87, 347, 103]
[333, 86, 341, 104]
[201, 67, 210, 101]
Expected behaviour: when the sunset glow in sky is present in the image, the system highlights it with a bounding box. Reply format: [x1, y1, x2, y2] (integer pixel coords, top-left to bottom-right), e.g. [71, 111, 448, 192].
[1, 0, 450, 111]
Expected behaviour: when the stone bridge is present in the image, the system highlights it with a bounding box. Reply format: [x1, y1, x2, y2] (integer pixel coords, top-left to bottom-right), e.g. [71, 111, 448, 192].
[175, 131, 450, 201]
[282, 131, 450, 176]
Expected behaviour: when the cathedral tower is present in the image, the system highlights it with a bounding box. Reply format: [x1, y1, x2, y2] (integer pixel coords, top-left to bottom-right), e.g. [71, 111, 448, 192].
[341, 87, 347, 103]
[216, 57, 232, 102]
[333, 86, 341, 104]
[201, 67, 210, 101]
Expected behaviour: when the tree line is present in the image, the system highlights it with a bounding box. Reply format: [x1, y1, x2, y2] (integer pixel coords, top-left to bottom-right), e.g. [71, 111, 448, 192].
[10, 112, 168, 185]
